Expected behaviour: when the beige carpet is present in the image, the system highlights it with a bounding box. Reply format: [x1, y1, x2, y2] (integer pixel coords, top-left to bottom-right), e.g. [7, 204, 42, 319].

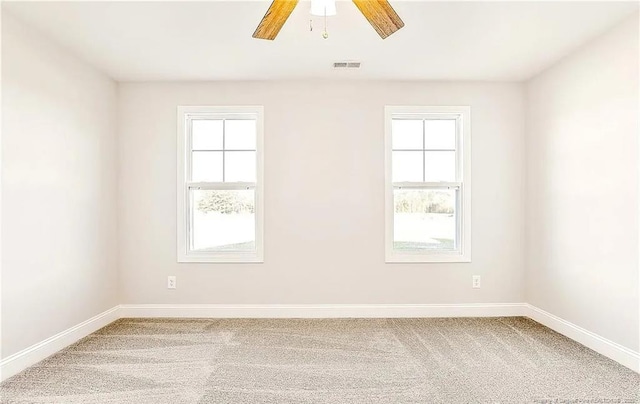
[1, 317, 638, 403]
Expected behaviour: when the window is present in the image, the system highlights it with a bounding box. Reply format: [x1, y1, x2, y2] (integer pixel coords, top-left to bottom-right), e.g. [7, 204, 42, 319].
[385, 106, 471, 263]
[177, 106, 263, 262]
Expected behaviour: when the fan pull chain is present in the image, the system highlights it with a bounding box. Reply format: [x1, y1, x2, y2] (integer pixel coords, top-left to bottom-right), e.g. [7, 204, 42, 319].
[322, 8, 329, 39]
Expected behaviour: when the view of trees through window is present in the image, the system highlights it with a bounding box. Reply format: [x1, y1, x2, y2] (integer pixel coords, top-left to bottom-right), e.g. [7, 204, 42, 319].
[393, 189, 456, 251]
[197, 190, 255, 214]
[394, 189, 454, 214]
[191, 188, 255, 252]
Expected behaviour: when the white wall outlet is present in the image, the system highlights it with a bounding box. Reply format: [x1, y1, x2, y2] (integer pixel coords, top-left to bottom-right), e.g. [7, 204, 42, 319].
[472, 275, 481, 289]
[167, 276, 176, 289]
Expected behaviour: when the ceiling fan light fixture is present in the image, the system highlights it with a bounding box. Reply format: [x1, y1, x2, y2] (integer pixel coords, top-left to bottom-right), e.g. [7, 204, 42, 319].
[253, 0, 403, 41]
[310, 0, 337, 16]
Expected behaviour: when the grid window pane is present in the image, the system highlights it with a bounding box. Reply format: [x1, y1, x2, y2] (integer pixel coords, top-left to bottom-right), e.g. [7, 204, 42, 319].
[424, 151, 456, 182]
[225, 120, 256, 150]
[192, 151, 223, 182]
[392, 120, 423, 150]
[392, 151, 423, 182]
[393, 189, 456, 251]
[225, 151, 256, 182]
[191, 189, 255, 252]
[424, 120, 456, 150]
[192, 120, 223, 150]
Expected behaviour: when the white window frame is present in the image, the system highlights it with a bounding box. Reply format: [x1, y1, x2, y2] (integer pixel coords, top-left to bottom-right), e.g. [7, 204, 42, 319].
[177, 106, 264, 263]
[385, 106, 471, 263]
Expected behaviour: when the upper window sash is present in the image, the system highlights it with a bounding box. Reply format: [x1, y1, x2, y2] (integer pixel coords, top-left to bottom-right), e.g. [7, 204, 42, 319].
[185, 113, 258, 184]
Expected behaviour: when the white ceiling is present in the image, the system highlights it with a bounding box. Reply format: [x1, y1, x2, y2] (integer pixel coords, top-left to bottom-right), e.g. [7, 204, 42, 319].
[3, 1, 638, 82]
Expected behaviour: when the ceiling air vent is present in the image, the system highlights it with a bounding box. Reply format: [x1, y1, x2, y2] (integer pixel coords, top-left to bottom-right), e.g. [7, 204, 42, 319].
[333, 61, 361, 69]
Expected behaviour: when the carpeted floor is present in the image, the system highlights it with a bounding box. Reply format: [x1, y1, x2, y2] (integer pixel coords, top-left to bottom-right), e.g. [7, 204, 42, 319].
[1, 317, 638, 403]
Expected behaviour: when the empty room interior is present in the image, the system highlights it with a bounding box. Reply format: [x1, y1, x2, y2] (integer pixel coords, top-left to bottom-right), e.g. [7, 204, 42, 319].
[1, 0, 639, 402]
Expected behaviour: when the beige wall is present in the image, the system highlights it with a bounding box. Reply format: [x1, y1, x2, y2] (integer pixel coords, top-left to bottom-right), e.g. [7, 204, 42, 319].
[525, 14, 639, 351]
[1, 12, 119, 358]
[117, 81, 526, 305]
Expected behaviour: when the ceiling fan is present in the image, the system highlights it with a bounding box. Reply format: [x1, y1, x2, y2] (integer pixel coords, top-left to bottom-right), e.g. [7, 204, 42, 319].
[252, 0, 404, 40]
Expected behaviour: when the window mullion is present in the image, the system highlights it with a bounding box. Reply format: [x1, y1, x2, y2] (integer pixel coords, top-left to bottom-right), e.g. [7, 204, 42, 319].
[222, 119, 226, 182]
[422, 119, 426, 182]
[456, 116, 461, 182]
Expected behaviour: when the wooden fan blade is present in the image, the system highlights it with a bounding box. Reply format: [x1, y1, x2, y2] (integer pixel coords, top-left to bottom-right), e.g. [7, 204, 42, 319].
[252, 0, 299, 40]
[352, 0, 404, 39]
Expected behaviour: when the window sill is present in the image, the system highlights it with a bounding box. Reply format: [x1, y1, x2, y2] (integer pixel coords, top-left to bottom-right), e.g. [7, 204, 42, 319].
[386, 253, 471, 263]
[178, 253, 263, 264]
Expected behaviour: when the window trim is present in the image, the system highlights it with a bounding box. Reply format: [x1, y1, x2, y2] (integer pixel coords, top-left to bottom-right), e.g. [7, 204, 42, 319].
[384, 106, 471, 263]
[177, 106, 264, 263]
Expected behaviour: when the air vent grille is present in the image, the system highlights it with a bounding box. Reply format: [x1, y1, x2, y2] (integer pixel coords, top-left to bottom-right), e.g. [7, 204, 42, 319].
[333, 61, 361, 69]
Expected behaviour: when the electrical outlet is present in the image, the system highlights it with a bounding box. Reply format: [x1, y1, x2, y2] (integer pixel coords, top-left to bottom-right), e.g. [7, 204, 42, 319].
[167, 276, 176, 289]
[472, 275, 481, 289]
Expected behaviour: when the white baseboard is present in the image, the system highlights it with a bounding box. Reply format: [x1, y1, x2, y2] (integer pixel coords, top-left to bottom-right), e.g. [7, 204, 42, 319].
[118, 302, 527, 318]
[0, 306, 120, 382]
[525, 304, 639, 373]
